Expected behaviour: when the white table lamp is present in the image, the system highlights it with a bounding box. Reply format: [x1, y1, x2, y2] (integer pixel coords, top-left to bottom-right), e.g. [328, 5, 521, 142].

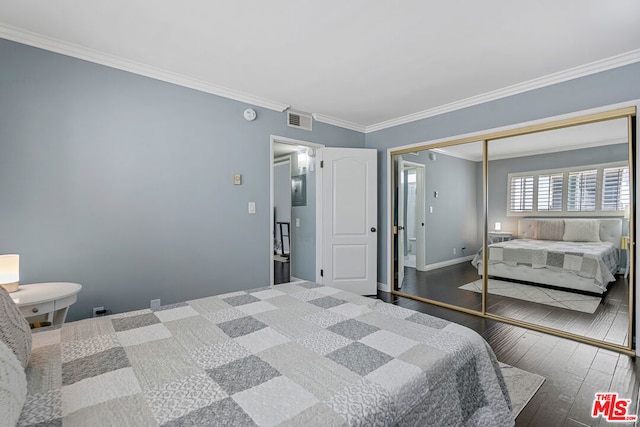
[0, 254, 19, 293]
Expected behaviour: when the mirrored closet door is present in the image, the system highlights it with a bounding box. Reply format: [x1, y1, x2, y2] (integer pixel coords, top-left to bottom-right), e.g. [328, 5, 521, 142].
[392, 141, 484, 313]
[391, 106, 636, 353]
[485, 117, 633, 348]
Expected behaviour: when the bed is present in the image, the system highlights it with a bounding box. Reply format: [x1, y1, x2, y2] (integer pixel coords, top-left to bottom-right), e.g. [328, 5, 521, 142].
[1, 282, 514, 426]
[473, 218, 621, 294]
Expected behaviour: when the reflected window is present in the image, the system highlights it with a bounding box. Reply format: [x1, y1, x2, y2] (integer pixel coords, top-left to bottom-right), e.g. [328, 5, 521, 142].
[538, 174, 563, 211]
[567, 169, 597, 211]
[507, 161, 628, 216]
[509, 175, 534, 212]
[602, 166, 630, 211]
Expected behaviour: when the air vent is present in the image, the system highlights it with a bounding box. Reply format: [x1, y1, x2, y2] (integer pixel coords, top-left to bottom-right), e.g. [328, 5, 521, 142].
[287, 111, 313, 131]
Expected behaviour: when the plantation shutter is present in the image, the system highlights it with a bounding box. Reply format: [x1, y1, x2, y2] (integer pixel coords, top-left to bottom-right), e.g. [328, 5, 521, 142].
[602, 166, 630, 211]
[510, 176, 534, 212]
[567, 169, 597, 211]
[538, 173, 563, 211]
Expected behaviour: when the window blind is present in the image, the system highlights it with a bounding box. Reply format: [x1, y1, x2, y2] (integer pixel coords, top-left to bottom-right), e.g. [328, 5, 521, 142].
[602, 166, 630, 211]
[567, 169, 597, 211]
[510, 176, 534, 212]
[538, 173, 563, 211]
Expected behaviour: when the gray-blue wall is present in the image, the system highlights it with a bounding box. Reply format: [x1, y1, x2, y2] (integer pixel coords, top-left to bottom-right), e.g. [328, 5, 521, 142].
[0, 39, 364, 320]
[2, 37, 638, 311]
[403, 151, 481, 265]
[290, 153, 316, 281]
[366, 62, 640, 285]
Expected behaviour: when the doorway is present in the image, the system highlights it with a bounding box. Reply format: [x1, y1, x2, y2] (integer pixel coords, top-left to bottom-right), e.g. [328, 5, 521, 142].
[270, 136, 324, 285]
[402, 160, 426, 273]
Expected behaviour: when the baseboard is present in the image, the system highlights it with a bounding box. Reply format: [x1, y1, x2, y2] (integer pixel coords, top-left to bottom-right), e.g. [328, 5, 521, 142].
[377, 282, 391, 292]
[419, 255, 475, 272]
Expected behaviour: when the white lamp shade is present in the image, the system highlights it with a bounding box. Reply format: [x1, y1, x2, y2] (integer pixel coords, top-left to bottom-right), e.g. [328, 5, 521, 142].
[0, 254, 19, 292]
[494, 222, 502, 231]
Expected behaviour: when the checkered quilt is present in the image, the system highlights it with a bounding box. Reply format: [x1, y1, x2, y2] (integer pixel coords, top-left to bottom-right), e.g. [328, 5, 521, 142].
[20, 282, 514, 426]
[472, 239, 619, 291]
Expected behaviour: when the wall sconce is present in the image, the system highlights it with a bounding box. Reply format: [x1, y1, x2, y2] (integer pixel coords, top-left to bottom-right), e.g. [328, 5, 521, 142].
[297, 152, 309, 169]
[494, 222, 502, 231]
[0, 254, 20, 293]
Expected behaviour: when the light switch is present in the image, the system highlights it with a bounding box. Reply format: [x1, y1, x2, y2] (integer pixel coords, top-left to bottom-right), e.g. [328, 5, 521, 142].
[248, 202, 256, 214]
[233, 174, 242, 185]
[429, 206, 433, 213]
[296, 218, 300, 227]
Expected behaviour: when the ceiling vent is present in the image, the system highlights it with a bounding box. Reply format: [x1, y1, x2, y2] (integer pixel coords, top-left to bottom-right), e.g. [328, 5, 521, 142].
[287, 111, 313, 131]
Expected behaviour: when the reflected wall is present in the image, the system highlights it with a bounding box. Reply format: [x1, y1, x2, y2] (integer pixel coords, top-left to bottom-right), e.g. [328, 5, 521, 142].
[393, 141, 483, 312]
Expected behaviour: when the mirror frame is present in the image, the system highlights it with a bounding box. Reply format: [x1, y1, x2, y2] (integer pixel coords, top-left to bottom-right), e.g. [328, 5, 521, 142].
[389, 104, 637, 355]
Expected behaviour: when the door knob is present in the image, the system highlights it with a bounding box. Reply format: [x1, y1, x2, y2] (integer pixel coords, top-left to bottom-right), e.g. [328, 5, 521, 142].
[398, 226, 405, 230]
[371, 227, 377, 232]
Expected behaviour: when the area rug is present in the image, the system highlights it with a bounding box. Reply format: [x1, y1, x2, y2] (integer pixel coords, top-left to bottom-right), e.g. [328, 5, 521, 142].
[500, 362, 545, 418]
[460, 279, 602, 313]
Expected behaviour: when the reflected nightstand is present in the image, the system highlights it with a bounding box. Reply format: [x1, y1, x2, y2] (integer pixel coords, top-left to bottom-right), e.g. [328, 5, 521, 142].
[488, 231, 512, 244]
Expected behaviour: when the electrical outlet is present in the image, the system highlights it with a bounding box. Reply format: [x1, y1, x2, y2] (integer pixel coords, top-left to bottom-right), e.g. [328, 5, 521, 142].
[233, 174, 242, 185]
[93, 306, 105, 318]
[150, 299, 161, 310]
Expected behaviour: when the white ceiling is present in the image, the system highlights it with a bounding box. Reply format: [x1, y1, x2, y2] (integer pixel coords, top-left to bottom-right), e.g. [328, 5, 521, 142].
[433, 117, 629, 161]
[1, 1, 639, 132]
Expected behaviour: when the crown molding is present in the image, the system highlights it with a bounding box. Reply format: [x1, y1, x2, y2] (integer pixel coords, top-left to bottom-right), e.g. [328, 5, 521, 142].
[0, 24, 290, 112]
[366, 49, 640, 133]
[311, 113, 367, 133]
[2, 24, 638, 134]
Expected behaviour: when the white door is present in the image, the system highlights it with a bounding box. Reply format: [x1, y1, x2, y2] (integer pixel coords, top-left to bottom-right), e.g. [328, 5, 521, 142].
[319, 148, 377, 295]
[396, 156, 405, 288]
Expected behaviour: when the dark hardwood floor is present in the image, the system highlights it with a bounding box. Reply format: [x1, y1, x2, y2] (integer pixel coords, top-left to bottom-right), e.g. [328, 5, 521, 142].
[399, 262, 630, 347]
[383, 264, 639, 426]
[399, 261, 483, 311]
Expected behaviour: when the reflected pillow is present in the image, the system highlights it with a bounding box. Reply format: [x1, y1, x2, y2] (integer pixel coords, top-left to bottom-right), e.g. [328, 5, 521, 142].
[563, 219, 601, 242]
[535, 219, 565, 241]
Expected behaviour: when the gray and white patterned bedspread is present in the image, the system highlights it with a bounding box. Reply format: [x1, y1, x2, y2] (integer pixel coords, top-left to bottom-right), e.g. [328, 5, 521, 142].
[20, 282, 513, 426]
[472, 239, 618, 290]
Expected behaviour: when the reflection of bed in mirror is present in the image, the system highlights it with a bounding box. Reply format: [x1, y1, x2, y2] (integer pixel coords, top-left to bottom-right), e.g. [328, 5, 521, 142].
[472, 218, 621, 295]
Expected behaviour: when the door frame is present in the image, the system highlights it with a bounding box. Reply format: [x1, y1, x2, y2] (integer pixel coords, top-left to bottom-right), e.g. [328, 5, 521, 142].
[402, 160, 426, 271]
[269, 135, 324, 286]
